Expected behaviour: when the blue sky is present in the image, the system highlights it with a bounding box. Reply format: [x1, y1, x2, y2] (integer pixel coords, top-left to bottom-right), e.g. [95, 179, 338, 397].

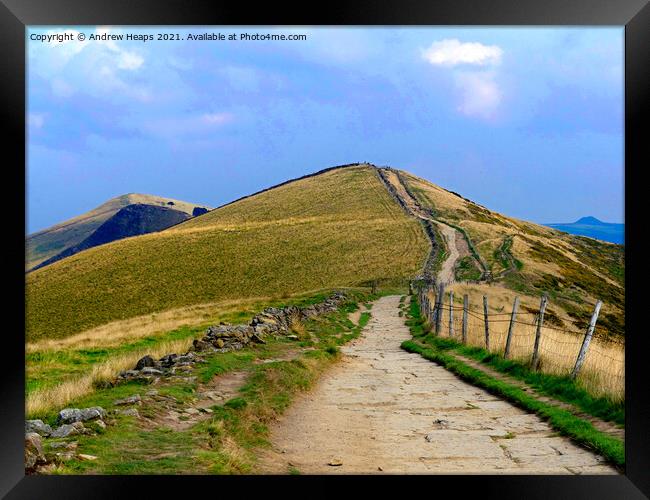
[27, 27, 624, 233]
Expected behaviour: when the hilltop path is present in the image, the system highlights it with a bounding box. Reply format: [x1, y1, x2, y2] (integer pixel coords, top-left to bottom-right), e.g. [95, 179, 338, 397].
[377, 169, 463, 284]
[256, 296, 617, 474]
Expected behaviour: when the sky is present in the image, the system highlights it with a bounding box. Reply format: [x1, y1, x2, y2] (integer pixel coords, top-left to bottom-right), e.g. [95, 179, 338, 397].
[27, 27, 624, 234]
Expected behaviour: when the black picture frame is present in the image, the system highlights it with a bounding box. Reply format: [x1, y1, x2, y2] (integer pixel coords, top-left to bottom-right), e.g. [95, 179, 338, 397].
[2, 0, 648, 498]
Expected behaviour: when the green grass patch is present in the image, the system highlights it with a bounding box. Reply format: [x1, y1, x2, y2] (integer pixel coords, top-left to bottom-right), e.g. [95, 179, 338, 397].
[402, 295, 624, 467]
[48, 290, 376, 475]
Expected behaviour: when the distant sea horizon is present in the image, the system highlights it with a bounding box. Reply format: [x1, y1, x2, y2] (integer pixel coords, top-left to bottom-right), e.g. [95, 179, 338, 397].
[543, 216, 624, 245]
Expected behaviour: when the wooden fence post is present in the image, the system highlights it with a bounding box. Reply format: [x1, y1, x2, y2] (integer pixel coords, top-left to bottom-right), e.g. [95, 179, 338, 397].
[435, 284, 444, 335]
[504, 296, 519, 359]
[571, 300, 603, 380]
[449, 291, 454, 338]
[462, 295, 469, 344]
[483, 295, 490, 350]
[531, 293, 548, 370]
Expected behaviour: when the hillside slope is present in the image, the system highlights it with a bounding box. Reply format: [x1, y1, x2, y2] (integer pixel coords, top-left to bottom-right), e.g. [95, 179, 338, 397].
[398, 170, 624, 338]
[26, 165, 429, 341]
[32, 204, 192, 270]
[26, 194, 210, 270]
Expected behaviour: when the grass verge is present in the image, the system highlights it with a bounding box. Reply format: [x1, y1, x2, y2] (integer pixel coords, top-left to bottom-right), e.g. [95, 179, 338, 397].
[42, 290, 377, 474]
[402, 296, 624, 468]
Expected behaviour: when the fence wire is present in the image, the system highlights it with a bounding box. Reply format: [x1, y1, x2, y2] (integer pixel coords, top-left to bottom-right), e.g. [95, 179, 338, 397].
[415, 287, 624, 401]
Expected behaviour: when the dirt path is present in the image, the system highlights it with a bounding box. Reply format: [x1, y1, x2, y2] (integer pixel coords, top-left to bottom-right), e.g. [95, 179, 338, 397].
[432, 221, 459, 285]
[377, 168, 461, 284]
[256, 296, 617, 474]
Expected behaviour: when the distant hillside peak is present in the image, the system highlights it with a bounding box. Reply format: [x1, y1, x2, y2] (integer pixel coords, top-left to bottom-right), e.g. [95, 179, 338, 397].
[575, 216, 604, 225]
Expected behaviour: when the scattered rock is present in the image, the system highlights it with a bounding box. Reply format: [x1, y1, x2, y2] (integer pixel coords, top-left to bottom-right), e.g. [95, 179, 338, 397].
[135, 355, 155, 370]
[193, 339, 213, 351]
[57, 407, 106, 425]
[77, 454, 98, 461]
[287, 335, 299, 340]
[140, 367, 163, 376]
[159, 354, 178, 368]
[119, 408, 140, 417]
[25, 419, 52, 437]
[88, 419, 107, 431]
[50, 424, 79, 439]
[184, 408, 200, 415]
[113, 394, 142, 406]
[145, 389, 159, 397]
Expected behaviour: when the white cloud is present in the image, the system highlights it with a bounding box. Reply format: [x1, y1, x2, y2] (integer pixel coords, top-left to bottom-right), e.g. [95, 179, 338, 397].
[454, 71, 502, 120]
[29, 27, 146, 100]
[28, 113, 45, 129]
[117, 51, 144, 70]
[422, 39, 502, 67]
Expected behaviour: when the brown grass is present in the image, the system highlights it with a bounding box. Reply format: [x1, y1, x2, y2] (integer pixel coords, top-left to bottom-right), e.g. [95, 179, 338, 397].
[26, 338, 194, 417]
[26, 165, 427, 341]
[427, 284, 624, 401]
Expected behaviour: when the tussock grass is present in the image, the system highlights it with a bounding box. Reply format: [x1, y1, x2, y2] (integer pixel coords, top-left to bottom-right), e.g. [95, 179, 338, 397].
[27, 338, 194, 418]
[26, 289, 371, 417]
[27, 165, 427, 341]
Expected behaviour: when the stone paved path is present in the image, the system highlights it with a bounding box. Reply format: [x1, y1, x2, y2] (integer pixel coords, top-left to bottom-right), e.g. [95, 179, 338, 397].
[256, 296, 618, 474]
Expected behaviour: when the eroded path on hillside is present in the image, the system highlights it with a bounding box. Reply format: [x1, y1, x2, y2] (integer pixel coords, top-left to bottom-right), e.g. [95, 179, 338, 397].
[377, 169, 464, 284]
[256, 296, 617, 474]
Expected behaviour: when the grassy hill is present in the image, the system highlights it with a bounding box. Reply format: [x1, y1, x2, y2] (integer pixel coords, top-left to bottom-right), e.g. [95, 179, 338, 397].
[26, 165, 429, 342]
[26, 193, 211, 270]
[399, 170, 625, 338]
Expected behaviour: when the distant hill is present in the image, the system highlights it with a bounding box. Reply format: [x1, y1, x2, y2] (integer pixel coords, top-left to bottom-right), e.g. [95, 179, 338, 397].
[26, 194, 211, 270]
[26, 163, 623, 343]
[544, 217, 624, 245]
[32, 204, 192, 270]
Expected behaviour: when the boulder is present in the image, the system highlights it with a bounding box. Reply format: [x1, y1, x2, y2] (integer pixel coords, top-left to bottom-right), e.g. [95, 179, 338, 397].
[25, 419, 52, 437]
[50, 424, 79, 439]
[193, 339, 212, 351]
[159, 353, 178, 368]
[25, 432, 46, 471]
[113, 394, 141, 406]
[250, 333, 266, 344]
[57, 407, 106, 425]
[135, 355, 155, 370]
[140, 367, 163, 376]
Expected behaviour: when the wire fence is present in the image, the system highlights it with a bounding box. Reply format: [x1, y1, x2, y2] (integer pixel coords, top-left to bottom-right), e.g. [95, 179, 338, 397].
[414, 282, 624, 401]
